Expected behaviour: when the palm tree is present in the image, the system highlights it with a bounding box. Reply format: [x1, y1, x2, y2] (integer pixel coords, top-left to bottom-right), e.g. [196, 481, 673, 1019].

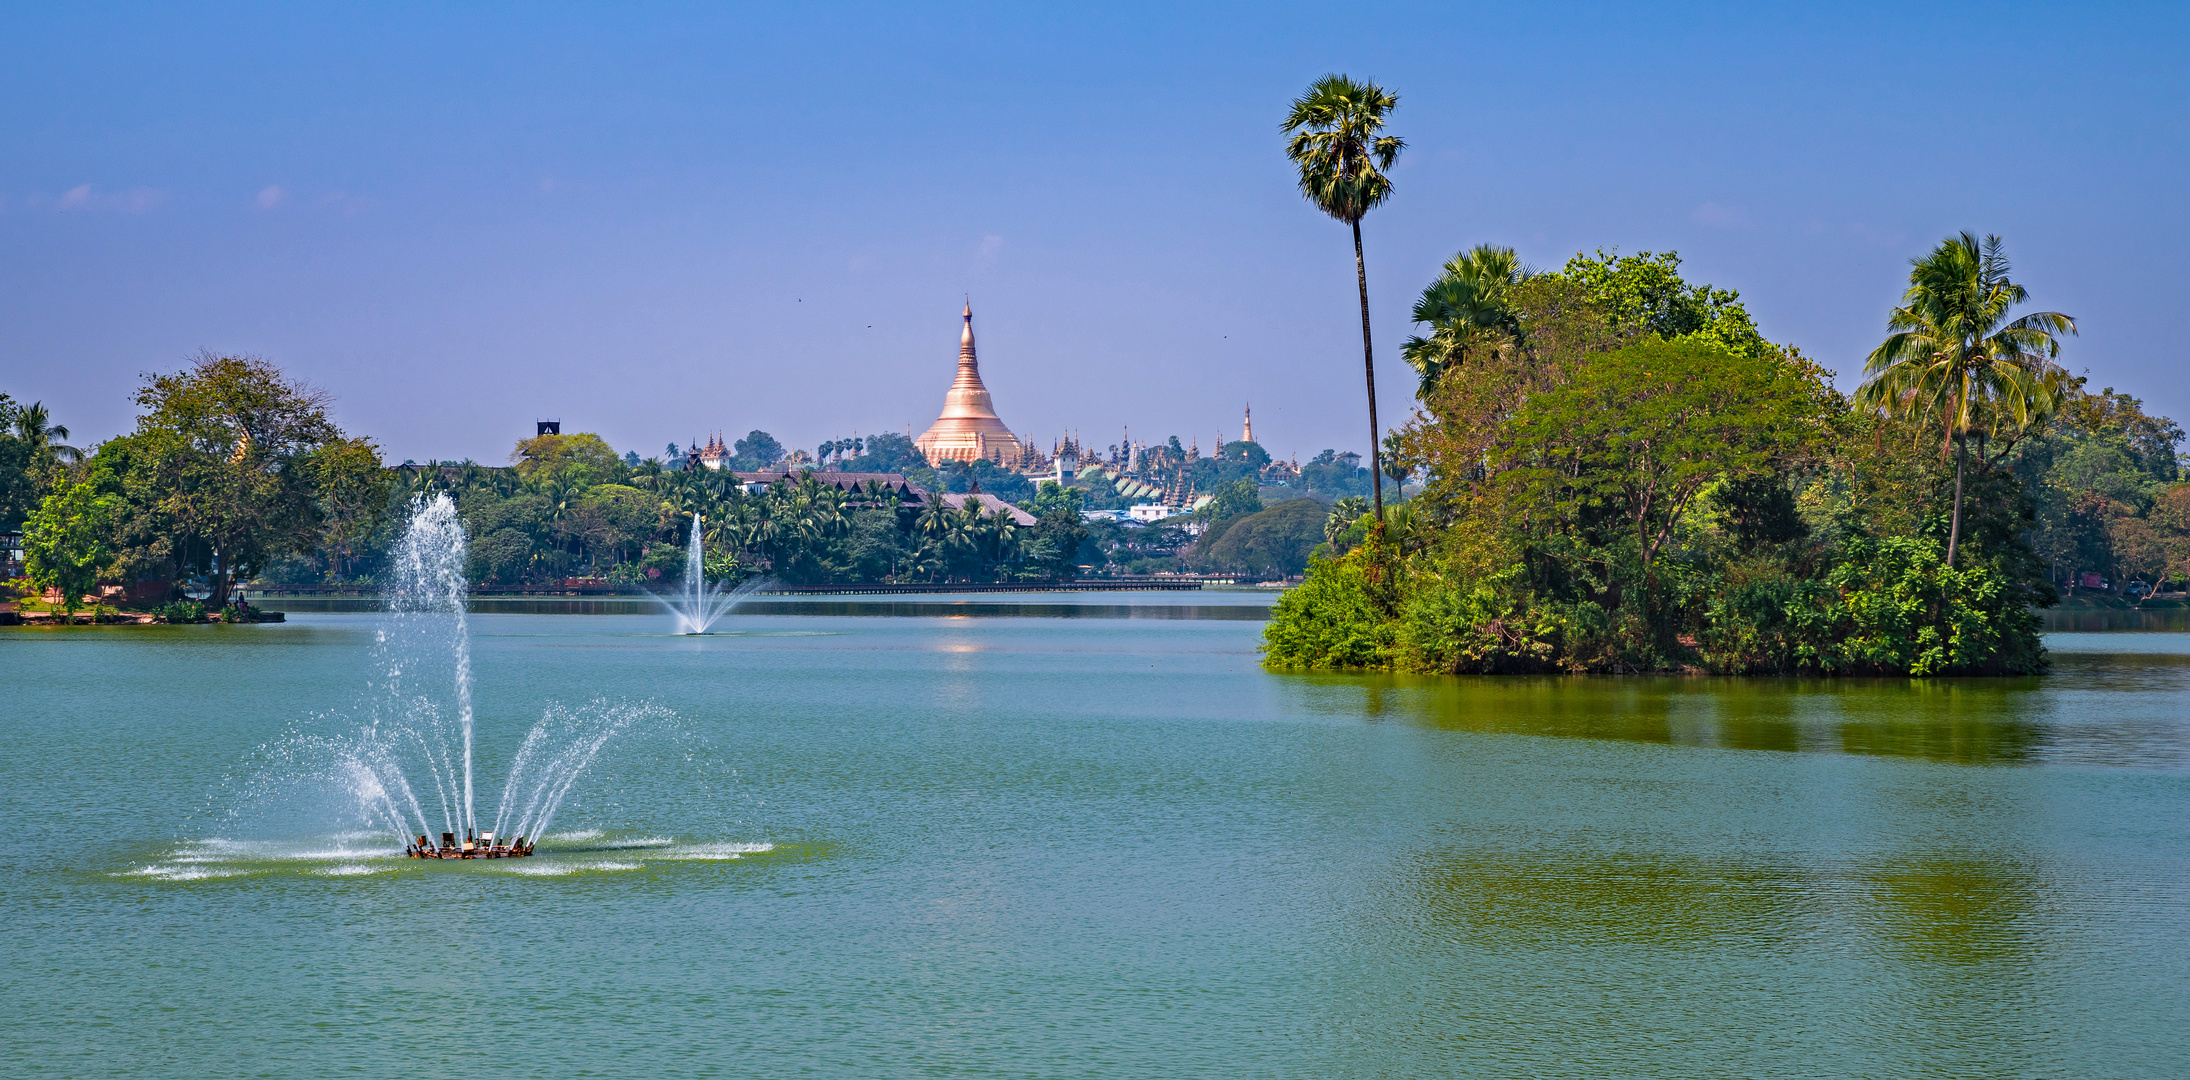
[1400, 245, 1529, 397]
[13, 401, 81, 469]
[1284, 73, 1404, 518]
[915, 498, 950, 540]
[985, 507, 1022, 568]
[942, 505, 981, 555]
[1855, 232, 2074, 566]
[1325, 495, 1369, 546]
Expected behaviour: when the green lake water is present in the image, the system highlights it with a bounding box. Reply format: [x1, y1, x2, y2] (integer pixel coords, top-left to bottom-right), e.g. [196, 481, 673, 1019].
[2, 594, 2185, 1077]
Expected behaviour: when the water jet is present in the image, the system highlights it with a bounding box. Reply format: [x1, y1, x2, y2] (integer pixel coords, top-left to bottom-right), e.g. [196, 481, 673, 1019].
[329, 494, 664, 854]
[645, 513, 759, 634]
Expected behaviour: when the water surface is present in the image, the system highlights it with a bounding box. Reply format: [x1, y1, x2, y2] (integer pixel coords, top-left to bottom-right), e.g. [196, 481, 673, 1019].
[2, 603, 2184, 1077]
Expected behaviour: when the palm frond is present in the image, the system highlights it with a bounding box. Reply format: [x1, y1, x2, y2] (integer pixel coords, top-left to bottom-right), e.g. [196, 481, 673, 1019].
[1855, 232, 2074, 451]
[1281, 74, 1403, 224]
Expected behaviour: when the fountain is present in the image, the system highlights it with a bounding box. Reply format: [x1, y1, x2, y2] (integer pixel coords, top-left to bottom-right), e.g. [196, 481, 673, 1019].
[647, 513, 758, 634]
[330, 493, 666, 857]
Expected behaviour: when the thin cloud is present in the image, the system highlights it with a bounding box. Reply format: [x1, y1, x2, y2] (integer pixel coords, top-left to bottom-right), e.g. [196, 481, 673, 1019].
[51, 183, 164, 213]
[256, 185, 286, 209]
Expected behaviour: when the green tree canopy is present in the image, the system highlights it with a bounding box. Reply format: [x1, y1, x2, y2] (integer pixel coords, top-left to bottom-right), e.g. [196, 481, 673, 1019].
[1547, 249, 1769, 357]
[1222, 441, 1272, 468]
[125, 354, 362, 607]
[734, 430, 785, 468]
[1498, 338, 1824, 581]
[512, 432, 623, 483]
[1198, 497, 1326, 576]
[0, 394, 38, 529]
[23, 475, 120, 615]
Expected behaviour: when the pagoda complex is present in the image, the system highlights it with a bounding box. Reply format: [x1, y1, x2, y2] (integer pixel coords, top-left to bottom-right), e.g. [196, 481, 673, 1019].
[914, 302, 1030, 466]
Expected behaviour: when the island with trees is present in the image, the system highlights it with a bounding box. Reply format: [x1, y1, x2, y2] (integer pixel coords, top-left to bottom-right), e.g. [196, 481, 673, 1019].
[1263, 238, 2187, 676]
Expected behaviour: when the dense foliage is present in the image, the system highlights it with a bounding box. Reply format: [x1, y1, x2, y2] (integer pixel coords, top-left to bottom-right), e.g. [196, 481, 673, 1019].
[1265, 243, 2188, 677]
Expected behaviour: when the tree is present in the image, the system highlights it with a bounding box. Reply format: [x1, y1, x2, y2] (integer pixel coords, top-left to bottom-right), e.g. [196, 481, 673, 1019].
[1192, 479, 1266, 559]
[1326, 496, 1369, 545]
[125, 354, 351, 608]
[1856, 233, 2075, 566]
[1221, 441, 1271, 468]
[1021, 481, 1085, 518]
[0, 394, 37, 529]
[2150, 485, 2190, 589]
[1026, 510, 1087, 580]
[1402, 245, 1530, 397]
[1199, 498, 1327, 576]
[12, 400, 82, 470]
[512, 431, 623, 483]
[1551, 250, 1769, 356]
[23, 476, 119, 616]
[1499, 339, 1818, 588]
[312, 437, 389, 579]
[734, 430, 785, 468]
[1284, 73, 1404, 519]
[845, 431, 924, 473]
[1381, 431, 1413, 489]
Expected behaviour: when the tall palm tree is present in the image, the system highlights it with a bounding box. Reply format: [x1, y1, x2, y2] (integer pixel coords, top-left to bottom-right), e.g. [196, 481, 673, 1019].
[1400, 245, 1529, 397]
[1855, 232, 2074, 566]
[1284, 73, 1404, 518]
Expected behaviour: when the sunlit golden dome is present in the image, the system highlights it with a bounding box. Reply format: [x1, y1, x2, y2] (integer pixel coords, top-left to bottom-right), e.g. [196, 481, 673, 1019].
[914, 301, 1024, 466]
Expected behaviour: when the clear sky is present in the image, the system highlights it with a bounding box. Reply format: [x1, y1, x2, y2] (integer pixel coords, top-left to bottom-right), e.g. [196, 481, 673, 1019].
[4, 2, 2182, 466]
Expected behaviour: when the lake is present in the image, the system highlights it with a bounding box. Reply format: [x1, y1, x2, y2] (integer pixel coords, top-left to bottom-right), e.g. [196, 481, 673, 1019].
[2, 594, 2185, 1078]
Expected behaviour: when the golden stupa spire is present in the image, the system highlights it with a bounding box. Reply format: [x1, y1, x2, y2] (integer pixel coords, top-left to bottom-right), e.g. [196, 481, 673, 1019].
[915, 298, 1024, 465]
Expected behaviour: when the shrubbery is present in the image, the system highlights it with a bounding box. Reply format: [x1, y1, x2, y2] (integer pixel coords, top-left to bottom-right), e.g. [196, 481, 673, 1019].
[152, 600, 206, 624]
[1268, 534, 2046, 676]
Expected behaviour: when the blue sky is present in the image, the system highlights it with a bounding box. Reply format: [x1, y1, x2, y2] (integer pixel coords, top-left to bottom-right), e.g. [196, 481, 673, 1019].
[4, 2, 2182, 465]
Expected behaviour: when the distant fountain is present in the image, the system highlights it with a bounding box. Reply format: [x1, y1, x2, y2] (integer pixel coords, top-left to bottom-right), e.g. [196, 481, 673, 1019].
[330, 493, 663, 850]
[647, 513, 757, 634]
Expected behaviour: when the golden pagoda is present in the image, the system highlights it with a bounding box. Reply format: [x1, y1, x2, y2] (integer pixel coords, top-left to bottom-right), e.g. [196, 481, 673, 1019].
[915, 302, 1025, 465]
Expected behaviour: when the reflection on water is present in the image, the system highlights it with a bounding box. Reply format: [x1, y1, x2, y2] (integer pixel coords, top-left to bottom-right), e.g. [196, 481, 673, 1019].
[1280, 646, 2188, 770]
[1398, 849, 1803, 948]
[1371, 841, 2070, 1075]
[1866, 858, 2040, 964]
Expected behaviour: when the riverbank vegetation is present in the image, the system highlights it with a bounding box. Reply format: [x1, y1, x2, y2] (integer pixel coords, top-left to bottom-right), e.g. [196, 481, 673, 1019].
[1265, 239, 2190, 676]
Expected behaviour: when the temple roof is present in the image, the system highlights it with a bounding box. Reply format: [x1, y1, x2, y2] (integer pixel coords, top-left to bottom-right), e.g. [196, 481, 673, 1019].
[939, 492, 1037, 526]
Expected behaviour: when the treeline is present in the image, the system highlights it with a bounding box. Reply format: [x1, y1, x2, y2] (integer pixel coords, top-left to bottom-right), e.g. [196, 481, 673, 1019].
[394, 442, 1090, 587]
[1, 358, 1101, 603]
[3, 353, 1363, 604]
[1265, 241, 2189, 676]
